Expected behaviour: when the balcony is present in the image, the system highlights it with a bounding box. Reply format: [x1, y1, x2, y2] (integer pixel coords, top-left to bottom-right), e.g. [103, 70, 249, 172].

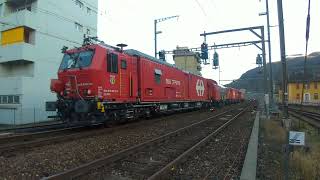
[0, 42, 35, 63]
[1, 9, 37, 31]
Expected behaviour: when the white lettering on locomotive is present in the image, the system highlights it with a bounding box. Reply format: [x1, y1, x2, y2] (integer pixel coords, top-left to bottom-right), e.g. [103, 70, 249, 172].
[165, 78, 181, 86]
[196, 79, 205, 96]
[77, 82, 93, 86]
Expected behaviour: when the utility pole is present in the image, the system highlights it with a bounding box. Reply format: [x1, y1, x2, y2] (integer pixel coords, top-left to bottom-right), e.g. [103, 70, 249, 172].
[277, 0, 288, 118]
[260, 0, 274, 109]
[154, 15, 179, 58]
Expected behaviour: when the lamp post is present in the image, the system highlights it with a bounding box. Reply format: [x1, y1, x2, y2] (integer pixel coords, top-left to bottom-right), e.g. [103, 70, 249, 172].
[259, 0, 274, 110]
[154, 15, 179, 58]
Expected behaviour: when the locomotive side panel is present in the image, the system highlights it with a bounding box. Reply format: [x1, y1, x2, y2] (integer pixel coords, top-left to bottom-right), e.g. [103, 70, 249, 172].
[138, 58, 187, 102]
[207, 79, 221, 102]
[187, 73, 208, 101]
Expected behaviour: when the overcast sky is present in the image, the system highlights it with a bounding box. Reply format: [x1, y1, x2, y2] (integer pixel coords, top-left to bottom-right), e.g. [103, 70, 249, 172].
[97, 0, 320, 85]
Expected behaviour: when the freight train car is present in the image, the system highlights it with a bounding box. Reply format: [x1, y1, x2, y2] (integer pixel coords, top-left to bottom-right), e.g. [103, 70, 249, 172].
[47, 40, 243, 124]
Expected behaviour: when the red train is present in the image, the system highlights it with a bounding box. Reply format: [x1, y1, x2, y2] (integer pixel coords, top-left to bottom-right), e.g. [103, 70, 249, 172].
[47, 40, 244, 124]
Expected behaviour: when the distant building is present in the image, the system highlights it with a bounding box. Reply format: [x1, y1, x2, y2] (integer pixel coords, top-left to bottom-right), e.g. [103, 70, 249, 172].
[288, 81, 320, 105]
[0, 0, 97, 124]
[173, 46, 202, 76]
[278, 80, 320, 105]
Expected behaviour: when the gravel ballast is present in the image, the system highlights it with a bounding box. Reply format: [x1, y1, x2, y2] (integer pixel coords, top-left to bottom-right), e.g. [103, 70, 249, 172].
[0, 104, 243, 179]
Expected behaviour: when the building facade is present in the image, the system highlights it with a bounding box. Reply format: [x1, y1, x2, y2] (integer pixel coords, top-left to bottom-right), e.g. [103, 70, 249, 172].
[173, 47, 202, 76]
[287, 81, 320, 105]
[0, 0, 97, 124]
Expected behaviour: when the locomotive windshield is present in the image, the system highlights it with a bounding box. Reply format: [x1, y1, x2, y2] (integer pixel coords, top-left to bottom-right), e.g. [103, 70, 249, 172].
[59, 50, 94, 70]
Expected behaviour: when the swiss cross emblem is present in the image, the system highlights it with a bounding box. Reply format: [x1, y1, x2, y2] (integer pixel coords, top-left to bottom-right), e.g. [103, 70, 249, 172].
[110, 75, 116, 85]
[196, 79, 205, 96]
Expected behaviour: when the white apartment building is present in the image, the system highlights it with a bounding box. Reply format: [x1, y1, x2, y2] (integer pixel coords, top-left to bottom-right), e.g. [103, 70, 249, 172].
[0, 0, 97, 125]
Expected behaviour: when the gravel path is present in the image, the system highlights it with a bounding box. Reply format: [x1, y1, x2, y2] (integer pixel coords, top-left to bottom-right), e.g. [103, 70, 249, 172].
[0, 104, 243, 179]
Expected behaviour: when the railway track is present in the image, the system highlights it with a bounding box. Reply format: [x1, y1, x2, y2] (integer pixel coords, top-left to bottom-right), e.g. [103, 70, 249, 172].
[43, 103, 253, 180]
[0, 108, 226, 155]
[0, 125, 100, 154]
[0, 121, 65, 134]
[288, 108, 320, 128]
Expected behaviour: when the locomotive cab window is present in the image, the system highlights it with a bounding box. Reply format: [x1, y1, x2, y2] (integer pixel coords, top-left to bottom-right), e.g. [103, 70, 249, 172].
[121, 59, 127, 69]
[154, 69, 162, 84]
[107, 53, 118, 73]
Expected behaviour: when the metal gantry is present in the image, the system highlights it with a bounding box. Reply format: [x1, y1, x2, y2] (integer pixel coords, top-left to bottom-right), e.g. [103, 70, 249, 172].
[199, 26, 269, 115]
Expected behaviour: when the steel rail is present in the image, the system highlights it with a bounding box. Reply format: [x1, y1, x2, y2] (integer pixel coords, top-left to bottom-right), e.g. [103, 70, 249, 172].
[0, 121, 64, 133]
[148, 105, 251, 179]
[42, 108, 243, 180]
[288, 108, 320, 128]
[0, 125, 96, 152]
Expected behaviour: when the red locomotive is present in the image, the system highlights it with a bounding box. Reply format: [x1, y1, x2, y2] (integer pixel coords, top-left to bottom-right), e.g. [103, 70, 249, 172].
[47, 38, 244, 124]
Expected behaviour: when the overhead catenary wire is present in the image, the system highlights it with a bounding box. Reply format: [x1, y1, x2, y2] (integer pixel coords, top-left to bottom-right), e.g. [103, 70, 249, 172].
[194, 0, 208, 17]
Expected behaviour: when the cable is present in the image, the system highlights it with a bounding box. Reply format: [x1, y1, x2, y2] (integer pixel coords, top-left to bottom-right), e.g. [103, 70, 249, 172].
[194, 0, 208, 17]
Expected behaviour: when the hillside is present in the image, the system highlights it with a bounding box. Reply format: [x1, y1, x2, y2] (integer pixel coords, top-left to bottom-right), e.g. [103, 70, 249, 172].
[227, 52, 320, 92]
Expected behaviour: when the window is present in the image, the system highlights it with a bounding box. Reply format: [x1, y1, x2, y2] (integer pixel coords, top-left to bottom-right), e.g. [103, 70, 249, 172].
[0, 95, 20, 104]
[87, 7, 91, 14]
[8, 96, 13, 104]
[0, 4, 3, 17]
[59, 50, 94, 70]
[121, 60, 127, 69]
[154, 69, 162, 84]
[296, 93, 300, 100]
[296, 83, 299, 89]
[315, 83, 318, 89]
[14, 96, 20, 104]
[314, 93, 319, 100]
[75, 0, 84, 8]
[75, 23, 83, 32]
[305, 83, 310, 89]
[16, 4, 32, 12]
[107, 53, 118, 73]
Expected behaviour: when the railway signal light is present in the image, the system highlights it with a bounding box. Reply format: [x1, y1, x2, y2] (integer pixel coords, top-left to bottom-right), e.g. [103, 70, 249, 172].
[159, 50, 166, 61]
[200, 43, 208, 61]
[213, 51, 219, 68]
[256, 54, 262, 65]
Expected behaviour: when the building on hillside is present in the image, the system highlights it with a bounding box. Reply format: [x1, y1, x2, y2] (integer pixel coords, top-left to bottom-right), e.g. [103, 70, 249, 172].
[278, 80, 320, 105]
[0, 0, 98, 125]
[173, 46, 202, 76]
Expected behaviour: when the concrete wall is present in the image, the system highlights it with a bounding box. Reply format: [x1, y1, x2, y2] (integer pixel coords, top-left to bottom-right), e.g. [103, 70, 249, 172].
[174, 55, 202, 76]
[0, 0, 98, 124]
